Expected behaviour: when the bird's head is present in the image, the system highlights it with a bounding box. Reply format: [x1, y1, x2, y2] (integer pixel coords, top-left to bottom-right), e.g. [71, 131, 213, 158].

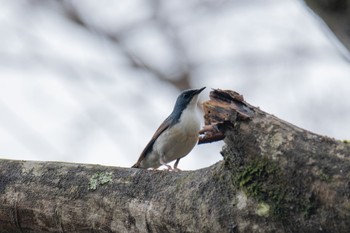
[172, 87, 206, 115]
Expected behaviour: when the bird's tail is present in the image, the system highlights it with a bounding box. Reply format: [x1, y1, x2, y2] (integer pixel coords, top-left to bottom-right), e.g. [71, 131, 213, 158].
[131, 163, 140, 168]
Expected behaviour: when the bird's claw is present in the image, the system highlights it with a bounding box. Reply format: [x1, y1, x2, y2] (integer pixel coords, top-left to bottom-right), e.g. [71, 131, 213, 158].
[165, 165, 173, 171]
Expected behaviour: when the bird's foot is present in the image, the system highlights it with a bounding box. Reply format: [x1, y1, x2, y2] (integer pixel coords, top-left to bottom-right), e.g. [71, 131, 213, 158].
[159, 157, 173, 171]
[173, 167, 181, 172]
[150, 168, 160, 172]
[165, 165, 174, 171]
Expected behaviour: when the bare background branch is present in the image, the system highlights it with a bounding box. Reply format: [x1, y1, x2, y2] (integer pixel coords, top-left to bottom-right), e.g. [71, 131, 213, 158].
[0, 0, 349, 170]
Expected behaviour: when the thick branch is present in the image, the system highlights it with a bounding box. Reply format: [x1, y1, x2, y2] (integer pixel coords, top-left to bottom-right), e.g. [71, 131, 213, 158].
[0, 89, 349, 233]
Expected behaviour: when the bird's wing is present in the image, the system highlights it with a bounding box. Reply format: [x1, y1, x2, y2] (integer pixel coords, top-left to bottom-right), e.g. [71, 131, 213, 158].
[132, 117, 172, 168]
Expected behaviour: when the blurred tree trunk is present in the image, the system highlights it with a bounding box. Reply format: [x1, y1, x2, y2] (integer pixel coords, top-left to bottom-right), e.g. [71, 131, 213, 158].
[304, 0, 350, 55]
[0, 89, 349, 233]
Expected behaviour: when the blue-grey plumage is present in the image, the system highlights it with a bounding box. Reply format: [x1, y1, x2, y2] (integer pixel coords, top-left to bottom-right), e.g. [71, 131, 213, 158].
[132, 87, 206, 170]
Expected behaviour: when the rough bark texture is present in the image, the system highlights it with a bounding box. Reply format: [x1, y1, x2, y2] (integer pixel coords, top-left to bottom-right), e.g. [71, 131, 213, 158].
[0, 89, 349, 233]
[304, 0, 350, 55]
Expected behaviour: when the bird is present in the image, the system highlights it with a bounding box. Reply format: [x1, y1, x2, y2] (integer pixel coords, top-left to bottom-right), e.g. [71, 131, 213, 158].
[132, 87, 206, 171]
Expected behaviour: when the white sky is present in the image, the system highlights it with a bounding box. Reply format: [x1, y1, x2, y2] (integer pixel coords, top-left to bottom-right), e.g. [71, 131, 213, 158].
[0, 0, 349, 170]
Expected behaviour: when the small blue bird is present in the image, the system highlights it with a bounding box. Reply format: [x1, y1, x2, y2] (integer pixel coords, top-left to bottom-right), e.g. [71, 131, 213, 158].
[132, 87, 206, 170]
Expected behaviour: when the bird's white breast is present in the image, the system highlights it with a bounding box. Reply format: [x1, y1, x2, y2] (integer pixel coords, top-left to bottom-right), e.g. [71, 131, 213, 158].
[152, 106, 201, 163]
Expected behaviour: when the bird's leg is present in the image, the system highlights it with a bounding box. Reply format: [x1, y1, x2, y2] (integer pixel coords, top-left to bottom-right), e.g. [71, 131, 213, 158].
[173, 159, 181, 172]
[159, 157, 173, 171]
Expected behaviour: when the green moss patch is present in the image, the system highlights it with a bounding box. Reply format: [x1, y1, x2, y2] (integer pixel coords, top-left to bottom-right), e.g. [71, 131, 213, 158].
[88, 171, 113, 191]
[232, 156, 316, 220]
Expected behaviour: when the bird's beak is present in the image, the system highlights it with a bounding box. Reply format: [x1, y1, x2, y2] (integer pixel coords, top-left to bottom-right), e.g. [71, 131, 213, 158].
[194, 87, 206, 95]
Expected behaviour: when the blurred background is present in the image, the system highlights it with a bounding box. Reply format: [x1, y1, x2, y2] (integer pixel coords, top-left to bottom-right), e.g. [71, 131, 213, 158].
[0, 0, 349, 170]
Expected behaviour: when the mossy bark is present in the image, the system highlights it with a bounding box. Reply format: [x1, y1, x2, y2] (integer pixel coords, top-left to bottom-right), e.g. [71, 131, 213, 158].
[0, 89, 349, 233]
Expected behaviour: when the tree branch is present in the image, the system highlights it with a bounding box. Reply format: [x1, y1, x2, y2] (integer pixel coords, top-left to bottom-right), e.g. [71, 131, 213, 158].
[304, 0, 350, 58]
[0, 89, 349, 232]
